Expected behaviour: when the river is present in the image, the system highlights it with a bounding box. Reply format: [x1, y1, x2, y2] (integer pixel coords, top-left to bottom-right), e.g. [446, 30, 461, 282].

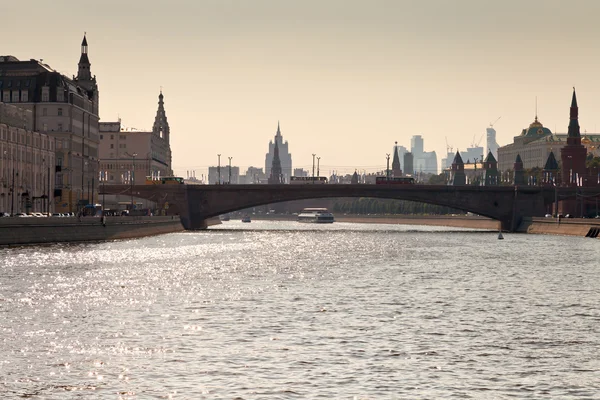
[1, 221, 599, 399]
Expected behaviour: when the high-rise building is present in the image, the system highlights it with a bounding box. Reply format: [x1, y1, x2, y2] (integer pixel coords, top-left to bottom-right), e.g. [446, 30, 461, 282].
[403, 152, 414, 176]
[486, 127, 500, 160]
[0, 34, 100, 213]
[268, 136, 283, 184]
[411, 135, 424, 156]
[265, 122, 292, 182]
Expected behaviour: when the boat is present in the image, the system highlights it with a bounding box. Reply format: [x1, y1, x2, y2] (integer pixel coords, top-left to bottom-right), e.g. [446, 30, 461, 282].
[241, 216, 251, 223]
[297, 208, 335, 223]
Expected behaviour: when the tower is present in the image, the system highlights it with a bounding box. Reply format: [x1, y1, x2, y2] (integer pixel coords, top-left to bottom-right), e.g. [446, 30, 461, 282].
[268, 136, 283, 184]
[152, 90, 172, 174]
[513, 154, 525, 185]
[403, 152, 414, 176]
[543, 150, 559, 185]
[391, 142, 402, 177]
[77, 34, 92, 81]
[560, 88, 587, 186]
[483, 151, 499, 186]
[451, 151, 466, 186]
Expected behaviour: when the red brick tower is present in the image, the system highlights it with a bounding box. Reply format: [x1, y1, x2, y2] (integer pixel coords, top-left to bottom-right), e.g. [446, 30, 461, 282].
[560, 88, 587, 186]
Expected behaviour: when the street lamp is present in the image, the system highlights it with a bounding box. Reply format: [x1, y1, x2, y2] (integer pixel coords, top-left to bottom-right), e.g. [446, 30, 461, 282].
[317, 157, 321, 178]
[130, 153, 137, 210]
[312, 154, 316, 180]
[228, 156, 232, 184]
[217, 154, 221, 184]
[386, 154, 391, 182]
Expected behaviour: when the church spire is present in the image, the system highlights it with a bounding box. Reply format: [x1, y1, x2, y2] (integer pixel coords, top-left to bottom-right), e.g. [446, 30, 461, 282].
[391, 141, 402, 177]
[77, 33, 91, 81]
[152, 90, 170, 143]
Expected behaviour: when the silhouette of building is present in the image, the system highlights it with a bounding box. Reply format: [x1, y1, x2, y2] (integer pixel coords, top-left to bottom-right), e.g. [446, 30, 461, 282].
[542, 150, 559, 185]
[391, 142, 402, 177]
[403, 152, 414, 176]
[265, 122, 292, 182]
[450, 151, 466, 186]
[513, 154, 525, 185]
[482, 151, 499, 186]
[268, 136, 283, 184]
[486, 126, 500, 160]
[561, 89, 588, 187]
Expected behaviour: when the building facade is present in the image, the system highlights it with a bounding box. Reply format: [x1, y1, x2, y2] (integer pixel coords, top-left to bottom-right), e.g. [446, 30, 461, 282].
[0, 102, 55, 214]
[98, 92, 173, 210]
[0, 35, 100, 213]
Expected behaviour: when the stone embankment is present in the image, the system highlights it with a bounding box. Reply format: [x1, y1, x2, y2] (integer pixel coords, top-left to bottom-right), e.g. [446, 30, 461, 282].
[0, 216, 185, 246]
[517, 217, 600, 238]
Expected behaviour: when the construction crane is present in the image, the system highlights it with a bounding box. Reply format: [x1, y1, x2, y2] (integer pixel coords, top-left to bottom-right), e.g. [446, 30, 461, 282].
[489, 116, 501, 128]
[445, 136, 453, 155]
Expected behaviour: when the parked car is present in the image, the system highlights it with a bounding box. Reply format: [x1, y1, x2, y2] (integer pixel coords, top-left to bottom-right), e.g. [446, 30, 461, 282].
[15, 213, 30, 217]
[565, 214, 574, 218]
[544, 214, 552, 218]
[0, 212, 10, 217]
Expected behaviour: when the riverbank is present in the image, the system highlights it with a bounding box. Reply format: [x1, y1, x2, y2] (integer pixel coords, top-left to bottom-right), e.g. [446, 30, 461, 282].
[251, 213, 600, 237]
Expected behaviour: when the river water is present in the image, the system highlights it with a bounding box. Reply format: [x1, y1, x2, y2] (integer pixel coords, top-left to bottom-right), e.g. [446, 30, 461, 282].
[1, 221, 599, 399]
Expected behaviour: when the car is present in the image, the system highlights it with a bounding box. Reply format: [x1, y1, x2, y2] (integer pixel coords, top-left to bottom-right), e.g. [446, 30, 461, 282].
[51, 213, 62, 217]
[0, 212, 10, 217]
[15, 213, 30, 217]
[545, 214, 552, 218]
[565, 214, 574, 218]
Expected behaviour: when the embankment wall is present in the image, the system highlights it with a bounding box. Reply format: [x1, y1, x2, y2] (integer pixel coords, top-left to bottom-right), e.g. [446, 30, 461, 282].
[517, 217, 600, 237]
[0, 216, 185, 246]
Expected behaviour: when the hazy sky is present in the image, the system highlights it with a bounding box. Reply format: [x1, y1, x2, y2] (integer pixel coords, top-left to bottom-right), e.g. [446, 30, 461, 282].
[3, 0, 600, 176]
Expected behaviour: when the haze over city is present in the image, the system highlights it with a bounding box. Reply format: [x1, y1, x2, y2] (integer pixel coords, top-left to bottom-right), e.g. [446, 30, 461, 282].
[4, 0, 600, 176]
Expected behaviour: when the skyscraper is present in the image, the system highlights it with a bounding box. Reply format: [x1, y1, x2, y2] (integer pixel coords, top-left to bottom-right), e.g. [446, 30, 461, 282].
[265, 122, 292, 182]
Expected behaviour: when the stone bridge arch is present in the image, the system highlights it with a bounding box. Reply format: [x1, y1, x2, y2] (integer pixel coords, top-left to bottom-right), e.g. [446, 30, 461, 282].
[101, 184, 555, 231]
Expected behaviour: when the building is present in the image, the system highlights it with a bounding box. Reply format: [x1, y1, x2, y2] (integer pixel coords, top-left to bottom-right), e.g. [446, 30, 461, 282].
[497, 112, 600, 172]
[486, 126, 500, 160]
[0, 35, 100, 213]
[0, 102, 55, 214]
[391, 142, 402, 177]
[208, 165, 239, 184]
[410, 135, 438, 174]
[268, 136, 283, 184]
[98, 91, 173, 210]
[403, 152, 414, 176]
[293, 168, 308, 177]
[241, 166, 265, 184]
[265, 122, 292, 182]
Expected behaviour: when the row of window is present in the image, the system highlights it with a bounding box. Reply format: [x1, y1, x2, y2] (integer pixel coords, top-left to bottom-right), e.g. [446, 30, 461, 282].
[0, 127, 53, 150]
[1, 88, 65, 103]
[0, 79, 32, 88]
[99, 134, 127, 140]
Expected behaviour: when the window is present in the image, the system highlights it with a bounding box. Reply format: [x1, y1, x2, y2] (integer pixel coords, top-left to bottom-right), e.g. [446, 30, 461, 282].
[57, 90, 64, 102]
[58, 108, 63, 116]
[110, 135, 114, 140]
[110, 144, 114, 149]
[41, 87, 49, 102]
[42, 123, 48, 132]
[12, 91, 19, 102]
[21, 91, 28, 102]
[2, 90, 9, 103]
[120, 135, 126, 140]
[100, 135, 103, 140]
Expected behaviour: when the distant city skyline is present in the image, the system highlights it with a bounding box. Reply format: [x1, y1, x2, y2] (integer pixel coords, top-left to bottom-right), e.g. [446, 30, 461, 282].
[4, 0, 600, 177]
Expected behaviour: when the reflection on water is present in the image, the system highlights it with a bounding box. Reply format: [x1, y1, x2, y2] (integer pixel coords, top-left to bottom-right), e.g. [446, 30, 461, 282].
[1, 221, 599, 398]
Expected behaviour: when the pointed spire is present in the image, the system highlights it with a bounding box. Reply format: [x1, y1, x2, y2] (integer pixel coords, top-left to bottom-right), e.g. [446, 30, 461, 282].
[515, 154, 523, 164]
[77, 33, 91, 81]
[81, 33, 88, 48]
[153, 90, 170, 142]
[544, 150, 559, 171]
[452, 150, 464, 165]
[568, 87, 581, 140]
[484, 151, 497, 164]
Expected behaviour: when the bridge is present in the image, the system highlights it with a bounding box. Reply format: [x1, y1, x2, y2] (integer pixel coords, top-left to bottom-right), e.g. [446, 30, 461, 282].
[99, 184, 600, 231]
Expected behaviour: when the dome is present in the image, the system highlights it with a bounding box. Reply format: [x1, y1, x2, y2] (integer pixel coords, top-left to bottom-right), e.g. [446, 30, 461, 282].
[520, 116, 552, 137]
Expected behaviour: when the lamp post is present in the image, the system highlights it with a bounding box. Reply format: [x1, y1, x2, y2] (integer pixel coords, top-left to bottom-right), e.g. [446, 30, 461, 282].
[317, 157, 321, 178]
[228, 156, 232, 184]
[312, 154, 316, 180]
[386, 154, 391, 182]
[130, 153, 137, 210]
[218, 154, 222, 184]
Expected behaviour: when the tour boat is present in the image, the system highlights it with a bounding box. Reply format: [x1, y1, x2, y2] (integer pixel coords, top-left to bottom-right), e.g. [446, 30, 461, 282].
[297, 208, 335, 223]
[241, 216, 251, 223]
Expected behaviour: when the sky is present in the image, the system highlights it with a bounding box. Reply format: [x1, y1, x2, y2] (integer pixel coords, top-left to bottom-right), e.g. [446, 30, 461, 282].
[3, 0, 600, 177]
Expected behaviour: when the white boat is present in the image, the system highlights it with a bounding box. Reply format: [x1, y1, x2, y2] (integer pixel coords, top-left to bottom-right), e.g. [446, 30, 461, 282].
[297, 208, 335, 223]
